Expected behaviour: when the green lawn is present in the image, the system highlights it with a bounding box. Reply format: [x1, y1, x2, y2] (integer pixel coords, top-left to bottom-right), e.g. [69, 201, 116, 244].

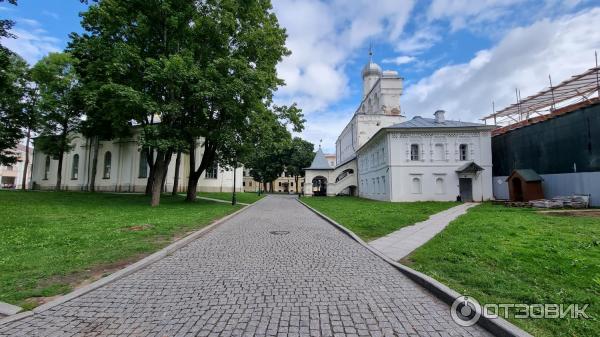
[301, 196, 458, 241]
[198, 192, 265, 204]
[405, 203, 600, 337]
[0, 191, 241, 309]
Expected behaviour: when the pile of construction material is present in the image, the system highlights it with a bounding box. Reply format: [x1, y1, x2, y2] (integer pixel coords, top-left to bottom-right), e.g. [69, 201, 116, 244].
[529, 195, 590, 209]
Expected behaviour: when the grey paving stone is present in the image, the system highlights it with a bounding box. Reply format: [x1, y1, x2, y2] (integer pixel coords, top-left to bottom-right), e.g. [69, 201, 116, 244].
[0, 195, 491, 337]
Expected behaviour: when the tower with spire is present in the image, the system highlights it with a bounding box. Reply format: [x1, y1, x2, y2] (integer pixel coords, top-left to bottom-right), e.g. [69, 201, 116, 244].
[362, 45, 383, 98]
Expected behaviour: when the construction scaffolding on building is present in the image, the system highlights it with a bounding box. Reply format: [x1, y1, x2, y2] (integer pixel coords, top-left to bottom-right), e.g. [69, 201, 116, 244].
[482, 63, 600, 131]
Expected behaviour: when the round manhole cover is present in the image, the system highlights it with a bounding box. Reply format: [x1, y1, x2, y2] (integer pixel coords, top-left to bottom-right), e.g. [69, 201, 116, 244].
[269, 230, 290, 235]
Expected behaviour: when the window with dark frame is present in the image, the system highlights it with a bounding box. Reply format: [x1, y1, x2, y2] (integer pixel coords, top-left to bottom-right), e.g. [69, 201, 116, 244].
[205, 163, 218, 179]
[139, 150, 148, 178]
[459, 144, 468, 161]
[44, 156, 50, 180]
[71, 154, 79, 180]
[410, 144, 420, 161]
[103, 151, 111, 179]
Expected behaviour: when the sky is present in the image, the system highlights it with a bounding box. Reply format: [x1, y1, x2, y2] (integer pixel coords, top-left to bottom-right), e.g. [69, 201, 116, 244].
[2, 0, 599, 153]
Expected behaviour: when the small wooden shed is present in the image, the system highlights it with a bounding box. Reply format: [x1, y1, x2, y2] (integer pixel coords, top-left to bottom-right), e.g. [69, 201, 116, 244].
[507, 169, 544, 202]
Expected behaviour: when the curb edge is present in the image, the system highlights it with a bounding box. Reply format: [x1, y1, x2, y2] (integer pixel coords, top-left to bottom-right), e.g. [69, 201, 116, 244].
[297, 198, 533, 337]
[0, 197, 264, 326]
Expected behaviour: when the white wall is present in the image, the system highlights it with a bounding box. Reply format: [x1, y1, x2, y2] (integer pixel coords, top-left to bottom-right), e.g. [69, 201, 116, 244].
[357, 129, 493, 202]
[357, 133, 390, 201]
[31, 131, 243, 193]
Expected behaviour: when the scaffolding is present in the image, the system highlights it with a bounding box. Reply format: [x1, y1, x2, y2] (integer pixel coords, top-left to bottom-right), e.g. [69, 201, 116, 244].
[482, 65, 600, 127]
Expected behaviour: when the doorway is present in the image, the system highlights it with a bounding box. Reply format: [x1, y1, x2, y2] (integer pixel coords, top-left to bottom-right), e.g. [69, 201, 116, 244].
[511, 177, 523, 201]
[312, 176, 327, 196]
[459, 178, 473, 202]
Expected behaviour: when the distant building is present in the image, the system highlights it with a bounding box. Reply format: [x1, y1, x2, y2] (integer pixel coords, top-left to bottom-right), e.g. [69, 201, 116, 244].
[30, 129, 242, 193]
[304, 53, 494, 201]
[243, 167, 316, 194]
[0, 144, 32, 189]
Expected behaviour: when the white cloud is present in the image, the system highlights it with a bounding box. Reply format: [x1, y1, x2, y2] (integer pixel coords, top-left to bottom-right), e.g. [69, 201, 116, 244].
[272, 0, 416, 150]
[427, 0, 526, 31]
[382, 55, 416, 65]
[1, 18, 61, 65]
[394, 27, 441, 54]
[402, 8, 600, 123]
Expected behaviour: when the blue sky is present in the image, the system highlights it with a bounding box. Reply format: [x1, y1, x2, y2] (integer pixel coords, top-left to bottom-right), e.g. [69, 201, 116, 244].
[2, 0, 599, 152]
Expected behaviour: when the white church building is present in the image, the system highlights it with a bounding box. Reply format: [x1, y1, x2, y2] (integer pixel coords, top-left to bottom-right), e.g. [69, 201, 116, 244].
[30, 128, 243, 193]
[304, 55, 494, 202]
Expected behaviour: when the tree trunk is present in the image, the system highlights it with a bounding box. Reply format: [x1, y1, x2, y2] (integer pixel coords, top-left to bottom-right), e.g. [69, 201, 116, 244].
[55, 151, 63, 191]
[89, 137, 100, 192]
[295, 176, 299, 194]
[172, 151, 181, 196]
[161, 164, 169, 193]
[185, 172, 199, 201]
[185, 139, 216, 202]
[145, 150, 155, 195]
[150, 151, 172, 207]
[21, 128, 31, 190]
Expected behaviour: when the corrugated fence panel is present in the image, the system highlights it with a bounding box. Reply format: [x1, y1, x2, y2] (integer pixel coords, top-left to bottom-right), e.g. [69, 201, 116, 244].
[492, 103, 600, 176]
[493, 172, 600, 206]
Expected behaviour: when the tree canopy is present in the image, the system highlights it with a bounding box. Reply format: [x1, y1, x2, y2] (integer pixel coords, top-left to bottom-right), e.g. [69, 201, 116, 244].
[70, 0, 303, 205]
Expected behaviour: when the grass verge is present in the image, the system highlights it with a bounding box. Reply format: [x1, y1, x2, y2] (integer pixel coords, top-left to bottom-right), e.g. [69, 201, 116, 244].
[0, 190, 241, 309]
[301, 196, 458, 241]
[404, 203, 600, 337]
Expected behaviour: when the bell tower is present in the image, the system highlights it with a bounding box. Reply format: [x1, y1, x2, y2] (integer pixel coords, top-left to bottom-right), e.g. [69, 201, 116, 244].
[361, 46, 382, 98]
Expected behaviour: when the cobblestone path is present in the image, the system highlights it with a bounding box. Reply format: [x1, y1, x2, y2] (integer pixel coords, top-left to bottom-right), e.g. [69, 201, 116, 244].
[0, 195, 491, 337]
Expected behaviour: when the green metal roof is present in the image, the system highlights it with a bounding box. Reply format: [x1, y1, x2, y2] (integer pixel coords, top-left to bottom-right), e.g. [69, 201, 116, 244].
[509, 169, 543, 182]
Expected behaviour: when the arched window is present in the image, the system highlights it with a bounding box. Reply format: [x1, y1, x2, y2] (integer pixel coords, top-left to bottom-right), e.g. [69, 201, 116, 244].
[71, 154, 79, 180]
[103, 151, 112, 179]
[459, 144, 468, 161]
[44, 156, 50, 180]
[138, 150, 148, 178]
[411, 177, 422, 194]
[411, 144, 420, 161]
[435, 177, 445, 194]
[434, 144, 445, 160]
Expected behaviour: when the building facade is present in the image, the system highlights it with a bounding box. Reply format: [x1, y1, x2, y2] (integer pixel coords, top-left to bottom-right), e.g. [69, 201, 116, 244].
[304, 55, 494, 202]
[31, 129, 243, 193]
[243, 169, 309, 194]
[304, 55, 405, 197]
[357, 111, 494, 202]
[0, 144, 32, 189]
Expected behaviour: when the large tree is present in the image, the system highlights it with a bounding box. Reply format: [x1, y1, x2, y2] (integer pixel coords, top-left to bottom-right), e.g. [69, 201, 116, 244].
[0, 52, 28, 166]
[181, 0, 298, 202]
[285, 137, 315, 194]
[0, 0, 22, 165]
[70, 0, 210, 206]
[31, 52, 83, 190]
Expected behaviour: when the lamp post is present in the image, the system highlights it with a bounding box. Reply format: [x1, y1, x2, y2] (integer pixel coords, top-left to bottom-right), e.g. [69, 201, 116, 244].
[232, 162, 237, 206]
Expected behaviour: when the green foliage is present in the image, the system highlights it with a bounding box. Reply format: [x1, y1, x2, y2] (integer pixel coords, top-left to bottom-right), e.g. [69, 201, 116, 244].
[302, 197, 458, 241]
[407, 203, 600, 337]
[31, 52, 82, 146]
[30, 52, 82, 189]
[0, 190, 241, 307]
[0, 52, 28, 165]
[285, 137, 315, 178]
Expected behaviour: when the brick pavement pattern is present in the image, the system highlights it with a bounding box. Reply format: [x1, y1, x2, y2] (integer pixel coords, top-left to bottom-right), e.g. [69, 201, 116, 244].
[0, 195, 491, 337]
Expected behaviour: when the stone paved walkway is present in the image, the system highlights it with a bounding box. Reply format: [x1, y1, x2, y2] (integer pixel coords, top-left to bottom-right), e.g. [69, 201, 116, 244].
[370, 203, 478, 261]
[0, 196, 490, 337]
